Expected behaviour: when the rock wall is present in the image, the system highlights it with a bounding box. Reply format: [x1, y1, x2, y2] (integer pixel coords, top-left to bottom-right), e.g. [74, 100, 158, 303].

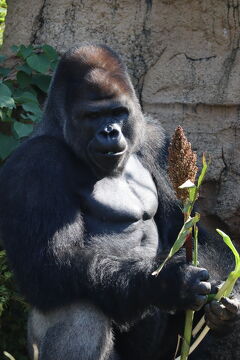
[2, 0, 240, 240]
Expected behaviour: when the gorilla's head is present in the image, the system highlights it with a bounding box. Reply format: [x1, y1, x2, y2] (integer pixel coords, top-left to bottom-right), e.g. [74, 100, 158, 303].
[44, 44, 145, 177]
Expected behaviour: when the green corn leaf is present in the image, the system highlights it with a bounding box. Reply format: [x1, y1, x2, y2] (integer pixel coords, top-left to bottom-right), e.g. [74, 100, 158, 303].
[152, 213, 200, 275]
[188, 187, 197, 202]
[3, 351, 16, 360]
[179, 180, 197, 205]
[216, 229, 240, 272]
[197, 154, 209, 189]
[182, 200, 192, 214]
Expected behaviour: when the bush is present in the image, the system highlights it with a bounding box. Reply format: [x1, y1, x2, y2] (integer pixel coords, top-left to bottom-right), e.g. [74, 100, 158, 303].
[0, 44, 59, 163]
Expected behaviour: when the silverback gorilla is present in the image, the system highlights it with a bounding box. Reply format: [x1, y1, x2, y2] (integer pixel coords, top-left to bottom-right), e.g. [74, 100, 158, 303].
[0, 44, 240, 360]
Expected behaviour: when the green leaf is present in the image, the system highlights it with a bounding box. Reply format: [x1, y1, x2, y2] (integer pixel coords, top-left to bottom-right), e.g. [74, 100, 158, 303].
[17, 45, 33, 59]
[0, 133, 18, 160]
[3, 351, 16, 360]
[16, 63, 32, 75]
[23, 113, 41, 122]
[152, 213, 200, 275]
[216, 229, 240, 272]
[0, 95, 15, 109]
[13, 121, 33, 138]
[0, 66, 10, 77]
[32, 73, 51, 93]
[42, 44, 58, 61]
[14, 91, 38, 104]
[22, 102, 42, 115]
[0, 108, 13, 122]
[50, 60, 59, 71]
[27, 54, 50, 73]
[0, 82, 11, 96]
[10, 45, 20, 53]
[16, 71, 32, 88]
[197, 154, 210, 189]
[188, 187, 197, 202]
[3, 80, 14, 93]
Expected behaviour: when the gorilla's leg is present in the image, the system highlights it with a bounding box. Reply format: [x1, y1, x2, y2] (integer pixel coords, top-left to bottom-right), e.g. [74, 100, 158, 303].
[28, 302, 119, 360]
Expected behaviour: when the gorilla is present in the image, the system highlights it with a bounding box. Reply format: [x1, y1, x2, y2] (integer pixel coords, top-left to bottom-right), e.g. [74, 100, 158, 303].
[0, 44, 239, 360]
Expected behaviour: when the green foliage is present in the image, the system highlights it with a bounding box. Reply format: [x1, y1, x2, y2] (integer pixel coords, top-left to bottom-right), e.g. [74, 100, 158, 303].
[0, 251, 29, 359]
[0, 44, 59, 162]
[0, 0, 7, 46]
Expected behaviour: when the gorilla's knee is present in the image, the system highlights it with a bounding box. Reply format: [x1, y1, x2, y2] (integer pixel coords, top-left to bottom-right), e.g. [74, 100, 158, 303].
[28, 302, 116, 360]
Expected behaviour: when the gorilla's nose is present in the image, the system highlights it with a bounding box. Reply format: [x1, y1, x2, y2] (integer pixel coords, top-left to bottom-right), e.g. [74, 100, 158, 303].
[99, 124, 121, 139]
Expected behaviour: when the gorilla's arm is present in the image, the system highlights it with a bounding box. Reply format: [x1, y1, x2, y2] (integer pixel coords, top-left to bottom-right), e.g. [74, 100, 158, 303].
[140, 118, 240, 340]
[0, 136, 209, 323]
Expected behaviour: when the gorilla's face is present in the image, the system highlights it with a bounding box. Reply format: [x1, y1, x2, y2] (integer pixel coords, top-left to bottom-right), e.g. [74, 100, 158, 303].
[83, 103, 129, 173]
[67, 94, 143, 177]
[48, 45, 145, 177]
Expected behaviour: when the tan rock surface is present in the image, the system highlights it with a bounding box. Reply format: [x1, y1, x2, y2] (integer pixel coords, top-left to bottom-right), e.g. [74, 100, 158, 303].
[2, 0, 240, 239]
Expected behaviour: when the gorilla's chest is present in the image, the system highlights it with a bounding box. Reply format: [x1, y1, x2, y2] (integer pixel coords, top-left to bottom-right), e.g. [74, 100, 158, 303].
[78, 155, 158, 233]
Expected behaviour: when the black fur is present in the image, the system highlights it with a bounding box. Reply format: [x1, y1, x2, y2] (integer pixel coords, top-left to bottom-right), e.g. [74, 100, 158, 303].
[0, 44, 239, 360]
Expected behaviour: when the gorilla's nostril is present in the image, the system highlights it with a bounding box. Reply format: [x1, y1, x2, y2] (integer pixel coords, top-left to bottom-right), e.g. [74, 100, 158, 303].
[101, 125, 120, 138]
[110, 129, 119, 138]
[106, 125, 113, 133]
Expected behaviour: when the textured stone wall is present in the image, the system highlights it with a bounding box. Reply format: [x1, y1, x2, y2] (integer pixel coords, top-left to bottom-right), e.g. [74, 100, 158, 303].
[2, 0, 240, 240]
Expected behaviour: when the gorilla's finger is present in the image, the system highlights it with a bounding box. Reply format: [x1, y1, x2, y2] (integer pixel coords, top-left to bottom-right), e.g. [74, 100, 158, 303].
[192, 295, 208, 310]
[221, 297, 240, 314]
[196, 281, 211, 295]
[210, 281, 223, 294]
[197, 268, 209, 281]
[205, 304, 220, 326]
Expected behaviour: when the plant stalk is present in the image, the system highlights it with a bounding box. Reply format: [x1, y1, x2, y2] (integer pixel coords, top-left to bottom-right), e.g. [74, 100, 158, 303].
[179, 215, 197, 360]
[180, 310, 195, 360]
[184, 212, 192, 263]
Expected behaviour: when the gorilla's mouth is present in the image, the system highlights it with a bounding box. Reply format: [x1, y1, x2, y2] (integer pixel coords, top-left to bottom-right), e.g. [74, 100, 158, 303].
[102, 149, 127, 156]
[88, 144, 128, 174]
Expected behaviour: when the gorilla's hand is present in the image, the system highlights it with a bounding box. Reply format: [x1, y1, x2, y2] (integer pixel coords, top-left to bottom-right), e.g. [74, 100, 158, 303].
[153, 263, 211, 311]
[176, 265, 211, 311]
[205, 297, 240, 335]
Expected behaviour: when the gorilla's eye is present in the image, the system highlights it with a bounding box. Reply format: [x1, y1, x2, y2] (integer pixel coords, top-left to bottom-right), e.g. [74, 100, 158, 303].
[86, 112, 99, 120]
[112, 107, 129, 117]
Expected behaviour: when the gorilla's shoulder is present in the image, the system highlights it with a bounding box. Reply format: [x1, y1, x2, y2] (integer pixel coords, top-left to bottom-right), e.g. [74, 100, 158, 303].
[0, 135, 78, 189]
[3, 136, 75, 171]
[15, 135, 72, 161]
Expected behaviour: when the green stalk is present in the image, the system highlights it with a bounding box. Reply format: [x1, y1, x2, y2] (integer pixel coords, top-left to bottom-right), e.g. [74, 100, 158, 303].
[180, 310, 195, 360]
[180, 222, 198, 360]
